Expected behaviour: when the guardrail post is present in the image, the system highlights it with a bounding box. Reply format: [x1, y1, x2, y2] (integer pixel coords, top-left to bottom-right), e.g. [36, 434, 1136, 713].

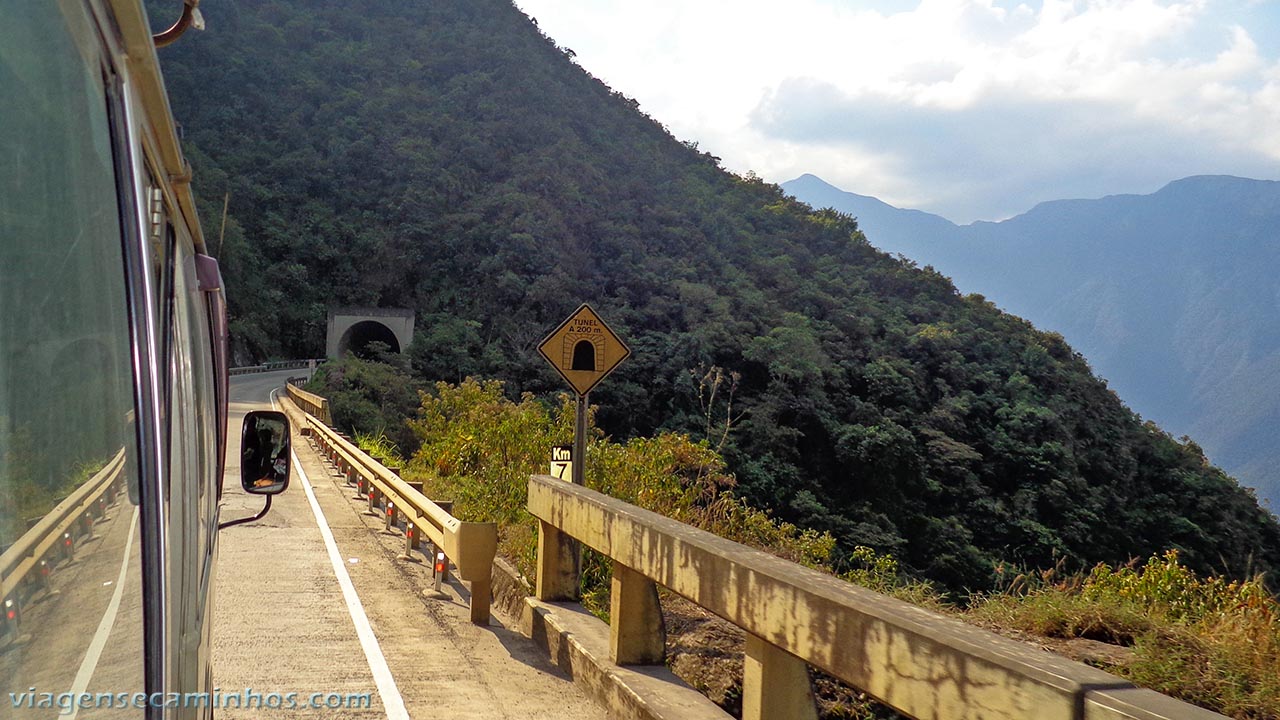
[366, 487, 380, 517]
[609, 561, 665, 665]
[742, 634, 817, 720]
[535, 520, 579, 601]
[469, 569, 492, 626]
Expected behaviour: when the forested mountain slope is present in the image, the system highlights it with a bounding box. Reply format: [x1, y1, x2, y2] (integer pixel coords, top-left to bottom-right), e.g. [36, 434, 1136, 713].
[151, 0, 1280, 590]
[784, 173, 1280, 511]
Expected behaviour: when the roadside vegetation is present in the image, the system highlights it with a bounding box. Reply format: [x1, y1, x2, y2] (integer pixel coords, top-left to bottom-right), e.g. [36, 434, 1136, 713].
[322, 368, 1278, 720]
[971, 551, 1279, 719]
[394, 376, 835, 618]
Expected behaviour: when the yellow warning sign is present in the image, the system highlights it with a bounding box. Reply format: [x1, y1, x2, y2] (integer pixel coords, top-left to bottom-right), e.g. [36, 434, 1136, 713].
[537, 304, 630, 396]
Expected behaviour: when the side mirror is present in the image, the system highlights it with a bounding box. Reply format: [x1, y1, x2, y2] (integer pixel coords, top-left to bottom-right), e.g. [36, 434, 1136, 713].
[240, 410, 290, 495]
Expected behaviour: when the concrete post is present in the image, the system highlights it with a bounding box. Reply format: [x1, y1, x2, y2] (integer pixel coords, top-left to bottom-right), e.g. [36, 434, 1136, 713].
[535, 520, 579, 601]
[609, 562, 665, 665]
[469, 572, 492, 626]
[742, 633, 818, 720]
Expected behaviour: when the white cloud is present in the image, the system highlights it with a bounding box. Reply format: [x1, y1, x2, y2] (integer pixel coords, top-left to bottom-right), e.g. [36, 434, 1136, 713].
[515, 0, 1280, 221]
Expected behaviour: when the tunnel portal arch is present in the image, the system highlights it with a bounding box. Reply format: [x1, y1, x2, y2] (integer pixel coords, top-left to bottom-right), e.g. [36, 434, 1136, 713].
[339, 321, 400, 358]
[326, 308, 415, 360]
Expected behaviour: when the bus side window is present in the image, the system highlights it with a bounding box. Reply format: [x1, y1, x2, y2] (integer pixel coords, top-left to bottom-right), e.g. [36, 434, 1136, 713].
[0, 0, 146, 703]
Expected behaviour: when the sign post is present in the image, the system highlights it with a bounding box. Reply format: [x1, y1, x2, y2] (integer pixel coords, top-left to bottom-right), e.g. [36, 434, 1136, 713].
[534, 304, 630, 601]
[573, 396, 587, 486]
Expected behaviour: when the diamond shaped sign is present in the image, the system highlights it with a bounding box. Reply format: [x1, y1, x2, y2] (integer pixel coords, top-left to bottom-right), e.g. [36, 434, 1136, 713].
[537, 304, 630, 396]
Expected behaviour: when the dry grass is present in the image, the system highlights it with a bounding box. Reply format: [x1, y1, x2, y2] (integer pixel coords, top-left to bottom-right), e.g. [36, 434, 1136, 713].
[966, 552, 1280, 719]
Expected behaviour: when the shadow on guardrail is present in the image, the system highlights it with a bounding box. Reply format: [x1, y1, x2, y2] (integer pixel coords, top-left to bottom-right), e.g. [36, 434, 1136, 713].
[0, 449, 128, 644]
[279, 386, 496, 624]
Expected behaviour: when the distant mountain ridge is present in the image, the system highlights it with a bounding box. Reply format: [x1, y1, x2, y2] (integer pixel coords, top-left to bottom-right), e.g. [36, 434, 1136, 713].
[783, 173, 1280, 510]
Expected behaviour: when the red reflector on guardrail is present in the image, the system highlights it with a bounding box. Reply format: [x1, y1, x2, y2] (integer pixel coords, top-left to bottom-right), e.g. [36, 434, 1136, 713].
[434, 552, 446, 574]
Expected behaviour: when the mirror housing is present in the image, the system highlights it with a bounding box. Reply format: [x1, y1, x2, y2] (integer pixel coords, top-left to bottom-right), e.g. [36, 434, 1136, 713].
[240, 411, 290, 495]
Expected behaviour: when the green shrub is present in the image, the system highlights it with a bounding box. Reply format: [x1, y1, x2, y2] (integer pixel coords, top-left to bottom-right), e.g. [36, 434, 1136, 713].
[402, 377, 852, 617]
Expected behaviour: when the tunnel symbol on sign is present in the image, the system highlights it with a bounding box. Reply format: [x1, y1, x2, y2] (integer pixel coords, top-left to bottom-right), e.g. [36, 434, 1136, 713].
[564, 336, 605, 372]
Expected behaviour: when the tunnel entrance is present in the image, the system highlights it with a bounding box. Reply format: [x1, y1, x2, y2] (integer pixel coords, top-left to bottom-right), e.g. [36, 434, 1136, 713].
[339, 320, 401, 359]
[326, 307, 415, 360]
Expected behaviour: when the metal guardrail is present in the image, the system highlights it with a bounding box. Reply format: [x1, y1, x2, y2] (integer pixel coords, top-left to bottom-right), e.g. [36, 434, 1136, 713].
[527, 474, 1227, 720]
[228, 359, 325, 376]
[0, 449, 128, 633]
[281, 397, 497, 624]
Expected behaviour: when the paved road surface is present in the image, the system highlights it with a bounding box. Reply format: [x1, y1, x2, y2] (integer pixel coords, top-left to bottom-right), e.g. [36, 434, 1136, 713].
[216, 371, 604, 719]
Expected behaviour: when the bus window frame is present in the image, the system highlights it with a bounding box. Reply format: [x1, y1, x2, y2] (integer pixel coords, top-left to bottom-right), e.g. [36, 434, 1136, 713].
[105, 45, 173, 719]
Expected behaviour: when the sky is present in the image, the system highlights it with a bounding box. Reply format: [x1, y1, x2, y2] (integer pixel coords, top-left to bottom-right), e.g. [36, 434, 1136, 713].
[513, 0, 1280, 223]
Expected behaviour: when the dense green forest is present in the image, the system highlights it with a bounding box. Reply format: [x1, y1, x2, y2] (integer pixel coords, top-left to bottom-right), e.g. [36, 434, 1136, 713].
[151, 0, 1280, 591]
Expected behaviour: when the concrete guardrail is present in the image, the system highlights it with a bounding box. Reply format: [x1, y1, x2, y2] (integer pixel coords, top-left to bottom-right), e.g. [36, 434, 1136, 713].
[527, 474, 1227, 720]
[0, 449, 128, 635]
[282, 397, 497, 624]
[285, 383, 332, 425]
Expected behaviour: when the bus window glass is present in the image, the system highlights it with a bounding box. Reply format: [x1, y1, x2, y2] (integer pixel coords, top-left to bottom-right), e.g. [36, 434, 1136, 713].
[0, 2, 145, 715]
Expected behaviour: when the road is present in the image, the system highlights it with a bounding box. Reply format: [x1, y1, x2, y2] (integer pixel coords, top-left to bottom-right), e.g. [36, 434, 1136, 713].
[216, 370, 604, 719]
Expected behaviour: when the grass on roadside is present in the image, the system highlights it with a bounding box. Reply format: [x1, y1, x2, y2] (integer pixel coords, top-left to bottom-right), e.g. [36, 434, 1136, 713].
[968, 551, 1280, 719]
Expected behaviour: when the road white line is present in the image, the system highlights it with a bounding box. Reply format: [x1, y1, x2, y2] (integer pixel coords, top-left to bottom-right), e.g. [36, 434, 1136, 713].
[290, 431, 410, 720]
[67, 507, 140, 720]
